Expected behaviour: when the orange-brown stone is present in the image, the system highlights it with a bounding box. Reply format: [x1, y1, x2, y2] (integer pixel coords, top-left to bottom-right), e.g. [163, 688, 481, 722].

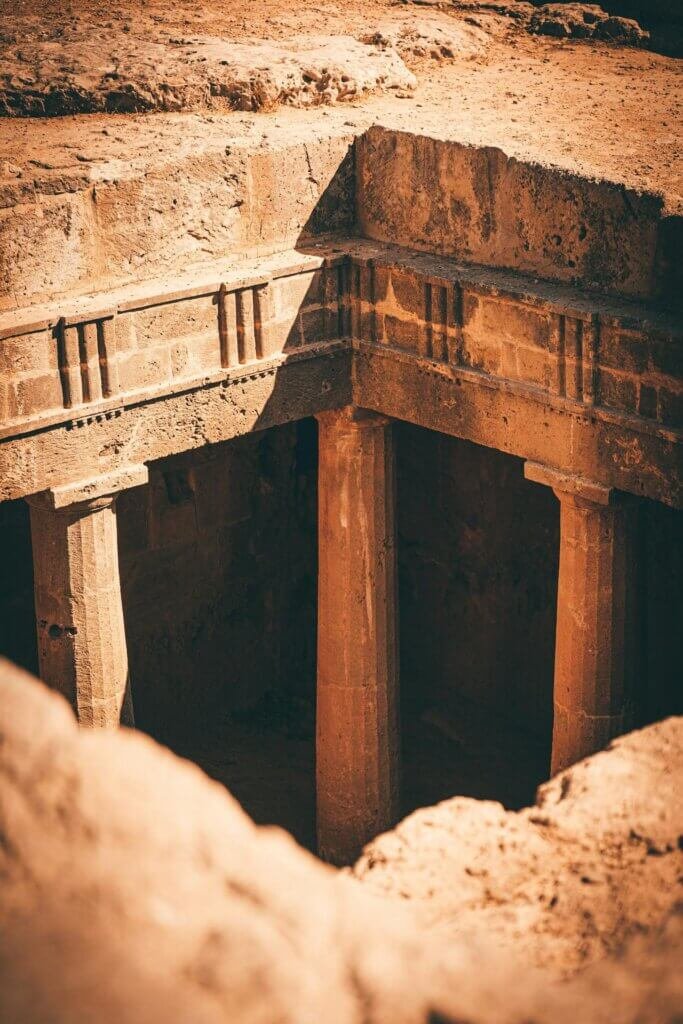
[27, 467, 148, 728]
[316, 406, 399, 864]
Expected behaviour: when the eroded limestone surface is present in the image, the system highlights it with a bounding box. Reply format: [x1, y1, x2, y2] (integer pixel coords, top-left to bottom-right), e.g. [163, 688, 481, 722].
[1, 659, 682, 1023]
[0, 10, 486, 118]
[446, 1, 650, 44]
[353, 716, 683, 976]
[528, 3, 648, 43]
[0, 29, 417, 116]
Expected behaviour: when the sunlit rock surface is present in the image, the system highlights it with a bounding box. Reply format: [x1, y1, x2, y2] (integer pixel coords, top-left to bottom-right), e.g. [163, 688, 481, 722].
[353, 717, 683, 975]
[1, 659, 682, 1023]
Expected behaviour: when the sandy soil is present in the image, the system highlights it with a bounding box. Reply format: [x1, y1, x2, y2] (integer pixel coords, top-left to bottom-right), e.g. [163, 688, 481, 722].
[1, 0, 681, 210]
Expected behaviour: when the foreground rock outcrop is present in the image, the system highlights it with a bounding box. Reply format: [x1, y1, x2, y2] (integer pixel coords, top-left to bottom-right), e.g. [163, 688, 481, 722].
[353, 716, 683, 975]
[1, 659, 682, 1023]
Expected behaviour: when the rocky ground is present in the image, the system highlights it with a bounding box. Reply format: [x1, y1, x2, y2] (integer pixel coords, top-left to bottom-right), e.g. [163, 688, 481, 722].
[1, 658, 682, 1023]
[2, 0, 681, 209]
[0, 3, 653, 117]
[2, 0, 681, 313]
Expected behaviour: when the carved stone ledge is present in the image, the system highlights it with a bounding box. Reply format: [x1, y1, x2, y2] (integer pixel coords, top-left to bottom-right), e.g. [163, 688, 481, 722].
[523, 462, 613, 507]
[27, 464, 150, 512]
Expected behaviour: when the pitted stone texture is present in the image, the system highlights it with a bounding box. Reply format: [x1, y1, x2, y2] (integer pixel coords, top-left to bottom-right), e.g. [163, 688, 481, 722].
[2, 659, 682, 1023]
[357, 128, 682, 306]
[447, 2, 649, 44]
[0, 123, 355, 310]
[0, 26, 415, 117]
[353, 716, 683, 977]
[360, 15, 489, 60]
[0, 658, 558, 1024]
[529, 4, 648, 44]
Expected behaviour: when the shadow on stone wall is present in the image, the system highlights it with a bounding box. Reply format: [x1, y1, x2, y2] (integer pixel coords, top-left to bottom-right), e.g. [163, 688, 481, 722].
[0, 137, 680, 849]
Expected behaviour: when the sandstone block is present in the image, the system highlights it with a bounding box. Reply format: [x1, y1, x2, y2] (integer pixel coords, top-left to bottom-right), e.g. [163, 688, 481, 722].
[117, 347, 173, 394]
[599, 370, 638, 415]
[133, 295, 218, 350]
[11, 373, 63, 420]
[358, 127, 680, 305]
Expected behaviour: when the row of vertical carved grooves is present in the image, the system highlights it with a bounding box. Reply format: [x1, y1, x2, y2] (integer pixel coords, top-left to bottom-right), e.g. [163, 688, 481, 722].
[552, 312, 600, 407]
[348, 255, 612, 414]
[217, 283, 267, 368]
[347, 256, 465, 366]
[423, 279, 453, 363]
[217, 260, 350, 369]
[56, 315, 119, 409]
[325, 261, 352, 341]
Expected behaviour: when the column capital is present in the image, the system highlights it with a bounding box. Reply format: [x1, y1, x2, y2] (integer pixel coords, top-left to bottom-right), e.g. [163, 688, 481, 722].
[316, 405, 392, 431]
[27, 464, 149, 513]
[524, 461, 613, 507]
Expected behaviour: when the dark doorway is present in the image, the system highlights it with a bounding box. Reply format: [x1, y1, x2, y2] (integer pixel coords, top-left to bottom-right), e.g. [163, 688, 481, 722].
[0, 498, 38, 676]
[396, 424, 558, 815]
[119, 419, 319, 849]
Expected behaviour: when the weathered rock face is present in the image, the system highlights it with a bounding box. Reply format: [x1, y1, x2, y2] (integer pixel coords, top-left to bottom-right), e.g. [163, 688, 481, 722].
[0, 121, 357, 310]
[353, 716, 683, 976]
[360, 15, 489, 60]
[0, 659, 459, 1024]
[357, 126, 682, 305]
[1, 659, 683, 1023]
[528, 4, 648, 43]
[445, 0, 681, 53]
[0, 25, 416, 117]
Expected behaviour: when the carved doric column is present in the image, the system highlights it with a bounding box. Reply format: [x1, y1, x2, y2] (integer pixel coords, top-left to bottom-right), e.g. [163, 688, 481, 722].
[27, 466, 148, 729]
[316, 407, 399, 864]
[525, 462, 637, 774]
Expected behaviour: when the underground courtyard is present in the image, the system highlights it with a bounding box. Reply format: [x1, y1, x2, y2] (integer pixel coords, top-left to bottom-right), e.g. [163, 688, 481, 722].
[0, 1, 681, 1021]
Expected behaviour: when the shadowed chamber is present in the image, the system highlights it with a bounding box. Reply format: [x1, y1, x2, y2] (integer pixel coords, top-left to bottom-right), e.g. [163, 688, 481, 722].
[397, 426, 557, 813]
[1, 421, 681, 853]
[116, 420, 319, 849]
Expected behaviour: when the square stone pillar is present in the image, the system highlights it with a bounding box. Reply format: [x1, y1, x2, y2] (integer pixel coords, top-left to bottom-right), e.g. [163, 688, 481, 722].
[27, 466, 148, 729]
[316, 407, 400, 864]
[525, 462, 637, 775]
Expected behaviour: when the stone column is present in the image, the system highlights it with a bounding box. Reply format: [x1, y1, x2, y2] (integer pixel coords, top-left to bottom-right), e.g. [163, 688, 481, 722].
[28, 465, 148, 729]
[525, 462, 637, 775]
[316, 406, 399, 864]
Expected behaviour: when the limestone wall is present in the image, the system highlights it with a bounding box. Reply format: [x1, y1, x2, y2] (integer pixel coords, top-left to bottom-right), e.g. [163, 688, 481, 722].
[0, 260, 344, 434]
[357, 128, 682, 308]
[0, 126, 355, 311]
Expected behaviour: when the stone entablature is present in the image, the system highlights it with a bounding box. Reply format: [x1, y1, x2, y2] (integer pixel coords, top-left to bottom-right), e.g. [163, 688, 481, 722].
[1, 240, 680, 506]
[0, 248, 348, 438]
[348, 244, 681, 433]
